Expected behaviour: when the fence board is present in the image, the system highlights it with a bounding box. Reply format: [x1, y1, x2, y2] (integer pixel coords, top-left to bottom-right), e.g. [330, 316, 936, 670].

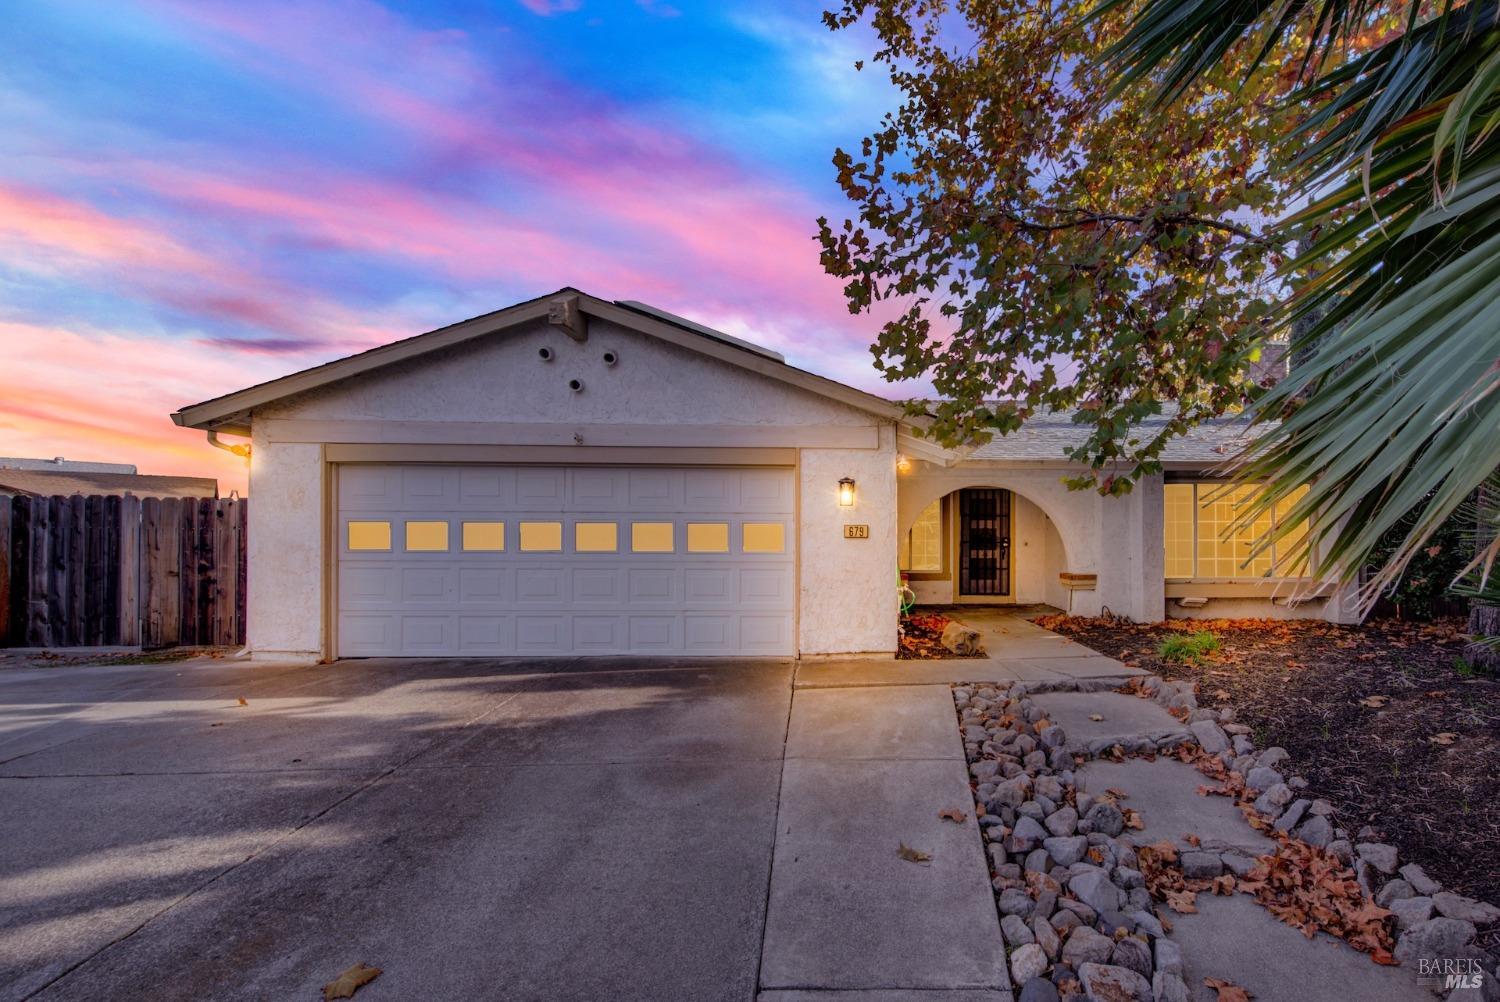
[0, 493, 244, 650]
[118, 495, 141, 646]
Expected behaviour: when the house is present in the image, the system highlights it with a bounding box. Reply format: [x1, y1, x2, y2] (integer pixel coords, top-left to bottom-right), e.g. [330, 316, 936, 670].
[0, 458, 218, 499]
[171, 288, 1353, 663]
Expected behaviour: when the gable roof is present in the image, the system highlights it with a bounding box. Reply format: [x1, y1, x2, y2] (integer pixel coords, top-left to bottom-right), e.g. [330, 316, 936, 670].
[172, 288, 906, 434]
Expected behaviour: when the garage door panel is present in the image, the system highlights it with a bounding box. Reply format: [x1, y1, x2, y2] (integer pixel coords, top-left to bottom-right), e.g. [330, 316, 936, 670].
[516, 615, 569, 652]
[340, 565, 398, 604]
[458, 566, 511, 603]
[399, 566, 452, 603]
[516, 468, 566, 507]
[515, 566, 567, 603]
[337, 465, 794, 657]
[458, 614, 513, 653]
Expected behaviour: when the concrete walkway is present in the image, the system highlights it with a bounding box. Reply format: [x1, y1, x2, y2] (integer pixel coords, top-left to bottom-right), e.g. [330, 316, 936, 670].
[759, 685, 1010, 1000]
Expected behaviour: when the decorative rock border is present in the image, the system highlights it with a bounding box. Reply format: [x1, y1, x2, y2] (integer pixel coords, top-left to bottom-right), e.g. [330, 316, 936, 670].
[953, 674, 1500, 1001]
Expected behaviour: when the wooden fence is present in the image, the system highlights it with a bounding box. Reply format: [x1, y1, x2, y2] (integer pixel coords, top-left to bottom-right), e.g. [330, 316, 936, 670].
[0, 495, 247, 649]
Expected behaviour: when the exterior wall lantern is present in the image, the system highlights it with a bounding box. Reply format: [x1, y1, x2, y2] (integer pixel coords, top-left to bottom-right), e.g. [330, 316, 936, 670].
[838, 477, 856, 507]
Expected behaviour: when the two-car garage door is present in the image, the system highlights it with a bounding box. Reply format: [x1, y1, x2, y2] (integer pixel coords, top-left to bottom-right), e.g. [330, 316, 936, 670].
[336, 465, 795, 657]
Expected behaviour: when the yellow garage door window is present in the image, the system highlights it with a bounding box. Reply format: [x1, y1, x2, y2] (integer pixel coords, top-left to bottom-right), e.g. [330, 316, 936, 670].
[519, 521, 563, 552]
[631, 522, 674, 552]
[347, 520, 391, 551]
[462, 521, 505, 551]
[575, 522, 618, 552]
[742, 522, 785, 553]
[687, 522, 729, 553]
[405, 520, 449, 552]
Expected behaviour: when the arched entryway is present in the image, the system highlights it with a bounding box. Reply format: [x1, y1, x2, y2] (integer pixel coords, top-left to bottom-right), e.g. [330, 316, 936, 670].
[897, 467, 1098, 612]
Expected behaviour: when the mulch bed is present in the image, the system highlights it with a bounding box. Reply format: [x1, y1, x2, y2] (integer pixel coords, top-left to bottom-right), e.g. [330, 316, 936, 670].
[898, 612, 985, 660]
[1035, 612, 1500, 945]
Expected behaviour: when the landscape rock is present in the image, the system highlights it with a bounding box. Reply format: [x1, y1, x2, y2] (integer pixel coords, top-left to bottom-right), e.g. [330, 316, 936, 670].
[1376, 879, 1415, 908]
[1046, 806, 1079, 837]
[1257, 746, 1290, 770]
[1069, 868, 1124, 915]
[1032, 914, 1061, 960]
[1296, 815, 1334, 849]
[1190, 719, 1230, 755]
[1003, 913, 1036, 946]
[1009, 816, 1048, 853]
[1018, 978, 1060, 1002]
[1181, 850, 1223, 880]
[1357, 842, 1399, 875]
[1083, 801, 1125, 838]
[1244, 766, 1285, 792]
[1274, 798, 1311, 833]
[1221, 851, 1258, 878]
[1045, 835, 1089, 867]
[1252, 782, 1294, 815]
[1434, 892, 1500, 925]
[1077, 962, 1152, 1002]
[941, 620, 983, 655]
[1010, 942, 1049, 984]
[1389, 896, 1434, 932]
[1061, 926, 1115, 968]
[1154, 937, 1183, 976]
[1394, 917, 1478, 967]
[1401, 863, 1442, 896]
[999, 887, 1034, 917]
[1110, 936, 1152, 980]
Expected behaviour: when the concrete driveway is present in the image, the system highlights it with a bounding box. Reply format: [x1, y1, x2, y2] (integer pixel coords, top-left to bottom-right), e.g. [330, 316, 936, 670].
[0, 656, 793, 1001]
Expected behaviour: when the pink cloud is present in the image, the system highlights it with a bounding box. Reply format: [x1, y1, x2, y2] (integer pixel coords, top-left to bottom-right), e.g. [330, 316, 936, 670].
[518, 0, 582, 14]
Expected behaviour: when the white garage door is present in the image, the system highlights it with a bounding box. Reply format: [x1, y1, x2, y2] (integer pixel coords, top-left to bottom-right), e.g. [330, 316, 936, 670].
[336, 465, 796, 657]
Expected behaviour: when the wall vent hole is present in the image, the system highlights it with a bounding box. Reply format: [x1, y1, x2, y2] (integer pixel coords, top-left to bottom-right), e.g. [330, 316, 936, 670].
[538, 346, 554, 362]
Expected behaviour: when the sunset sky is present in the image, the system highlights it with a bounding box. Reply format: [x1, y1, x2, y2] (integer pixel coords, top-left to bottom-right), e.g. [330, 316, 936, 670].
[1, 0, 904, 495]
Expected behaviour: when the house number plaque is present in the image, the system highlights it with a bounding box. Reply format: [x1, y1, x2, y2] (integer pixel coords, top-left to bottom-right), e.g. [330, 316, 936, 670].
[843, 524, 870, 539]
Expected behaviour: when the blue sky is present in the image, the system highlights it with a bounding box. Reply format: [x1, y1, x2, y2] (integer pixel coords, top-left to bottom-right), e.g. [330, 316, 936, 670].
[0, 0, 900, 491]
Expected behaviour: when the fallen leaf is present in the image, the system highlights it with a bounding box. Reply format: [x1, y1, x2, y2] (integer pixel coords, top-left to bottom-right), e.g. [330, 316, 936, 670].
[938, 808, 967, 823]
[323, 963, 382, 1000]
[236, 696, 249, 707]
[1213, 689, 1231, 700]
[1088, 713, 1105, 721]
[1165, 889, 1199, 913]
[1204, 976, 1252, 1002]
[1429, 732, 1459, 746]
[1185, 833, 1201, 847]
[898, 842, 932, 863]
[1357, 695, 1389, 708]
[1105, 788, 1129, 800]
[1424, 690, 1447, 698]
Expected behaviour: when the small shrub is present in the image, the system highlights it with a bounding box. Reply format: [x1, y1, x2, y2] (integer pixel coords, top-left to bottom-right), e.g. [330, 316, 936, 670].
[1158, 631, 1220, 663]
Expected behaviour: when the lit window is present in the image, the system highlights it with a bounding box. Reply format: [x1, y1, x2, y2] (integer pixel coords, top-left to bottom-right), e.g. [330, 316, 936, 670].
[742, 522, 785, 553]
[575, 522, 618, 552]
[687, 522, 729, 553]
[405, 521, 449, 552]
[899, 500, 943, 572]
[347, 521, 391, 551]
[631, 522, 674, 552]
[1163, 483, 1310, 580]
[462, 521, 504, 551]
[519, 521, 563, 551]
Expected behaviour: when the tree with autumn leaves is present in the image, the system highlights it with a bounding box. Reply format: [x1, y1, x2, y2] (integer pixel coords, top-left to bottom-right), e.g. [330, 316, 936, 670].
[822, 0, 1500, 614]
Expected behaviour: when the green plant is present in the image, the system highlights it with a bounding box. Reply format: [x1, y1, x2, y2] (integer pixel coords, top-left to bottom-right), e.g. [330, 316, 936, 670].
[1454, 656, 1478, 678]
[1098, 0, 1500, 615]
[1157, 631, 1221, 663]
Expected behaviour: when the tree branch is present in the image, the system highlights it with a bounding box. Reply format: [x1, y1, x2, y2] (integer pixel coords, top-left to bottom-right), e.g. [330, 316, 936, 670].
[994, 206, 1270, 243]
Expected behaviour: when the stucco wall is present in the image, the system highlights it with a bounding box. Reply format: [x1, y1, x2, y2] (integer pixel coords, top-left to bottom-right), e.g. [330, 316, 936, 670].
[246, 432, 324, 662]
[244, 318, 898, 659]
[799, 426, 899, 655]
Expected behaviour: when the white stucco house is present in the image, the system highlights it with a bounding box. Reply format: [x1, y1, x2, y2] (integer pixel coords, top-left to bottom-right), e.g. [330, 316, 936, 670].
[172, 288, 1355, 663]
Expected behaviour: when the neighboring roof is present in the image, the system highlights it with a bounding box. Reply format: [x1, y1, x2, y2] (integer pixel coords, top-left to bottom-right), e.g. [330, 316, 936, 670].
[0, 456, 137, 474]
[173, 288, 906, 434]
[0, 470, 218, 499]
[962, 409, 1261, 468]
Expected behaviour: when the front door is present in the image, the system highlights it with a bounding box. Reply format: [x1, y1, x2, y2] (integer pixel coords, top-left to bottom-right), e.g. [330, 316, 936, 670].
[958, 488, 1011, 598]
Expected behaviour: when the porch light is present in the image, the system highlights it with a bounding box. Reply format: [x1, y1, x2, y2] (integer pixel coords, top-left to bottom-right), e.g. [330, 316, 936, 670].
[838, 477, 856, 507]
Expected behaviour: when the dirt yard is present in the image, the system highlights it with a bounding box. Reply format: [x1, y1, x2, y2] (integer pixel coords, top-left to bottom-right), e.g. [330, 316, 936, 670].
[1035, 612, 1500, 942]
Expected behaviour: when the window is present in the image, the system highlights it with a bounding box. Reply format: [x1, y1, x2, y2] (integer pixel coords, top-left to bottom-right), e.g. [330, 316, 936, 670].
[462, 521, 505, 551]
[631, 522, 674, 552]
[347, 521, 391, 551]
[519, 521, 563, 551]
[686, 522, 729, 553]
[742, 522, 785, 553]
[899, 500, 943, 572]
[405, 521, 449, 552]
[1164, 483, 1310, 580]
[575, 522, 618, 552]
